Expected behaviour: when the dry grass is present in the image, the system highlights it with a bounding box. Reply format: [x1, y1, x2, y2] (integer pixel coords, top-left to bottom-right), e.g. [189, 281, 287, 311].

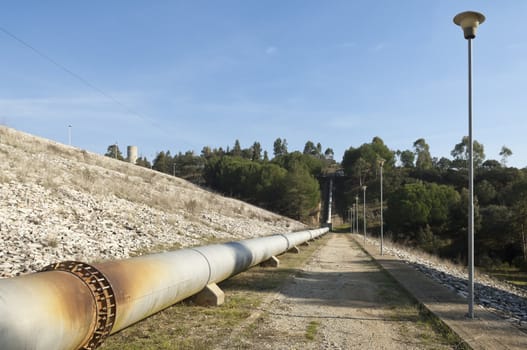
[0, 125, 300, 229]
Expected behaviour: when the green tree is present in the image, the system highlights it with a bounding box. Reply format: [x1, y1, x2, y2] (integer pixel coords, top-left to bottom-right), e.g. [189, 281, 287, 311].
[316, 142, 322, 156]
[475, 179, 497, 206]
[324, 148, 334, 161]
[201, 146, 213, 159]
[273, 138, 288, 158]
[342, 137, 394, 184]
[278, 163, 321, 221]
[152, 151, 172, 174]
[232, 139, 242, 157]
[413, 138, 433, 170]
[203, 154, 319, 221]
[499, 146, 512, 166]
[104, 144, 124, 161]
[398, 149, 415, 168]
[273, 151, 325, 177]
[512, 200, 527, 263]
[477, 205, 514, 265]
[451, 136, 485, 168]
[482, 159, 501, 169]
[303, 141, 317, 156]
[251, 142, 262, 161]
[174, 151, 205, 184]
[135, 156, 151, 168]
[435, 157, 452, 172]
[385, 182, 460, 243]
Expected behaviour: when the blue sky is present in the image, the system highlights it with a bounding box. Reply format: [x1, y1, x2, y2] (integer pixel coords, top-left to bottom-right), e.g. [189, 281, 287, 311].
[1, 1, 526, 167]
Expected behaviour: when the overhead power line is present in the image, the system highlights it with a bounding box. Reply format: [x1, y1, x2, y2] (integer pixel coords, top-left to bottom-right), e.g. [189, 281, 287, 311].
[0, 25, 148, 120]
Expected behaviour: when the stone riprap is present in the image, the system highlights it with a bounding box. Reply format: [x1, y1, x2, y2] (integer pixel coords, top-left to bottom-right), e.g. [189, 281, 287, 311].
[0, 126, 305, 278]
[363, 235, 527, 327]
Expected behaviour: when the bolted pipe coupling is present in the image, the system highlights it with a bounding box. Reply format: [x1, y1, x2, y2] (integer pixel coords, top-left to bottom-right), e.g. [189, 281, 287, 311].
[41, 261, 117, 350]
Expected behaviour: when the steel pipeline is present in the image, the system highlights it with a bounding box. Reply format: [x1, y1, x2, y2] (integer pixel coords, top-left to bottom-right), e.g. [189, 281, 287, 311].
[0, 227, 328, 350]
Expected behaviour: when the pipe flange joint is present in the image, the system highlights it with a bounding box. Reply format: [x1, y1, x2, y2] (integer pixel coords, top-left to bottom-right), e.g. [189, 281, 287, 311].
[278, 234, 291, 250]
[41, 261, 116, 350]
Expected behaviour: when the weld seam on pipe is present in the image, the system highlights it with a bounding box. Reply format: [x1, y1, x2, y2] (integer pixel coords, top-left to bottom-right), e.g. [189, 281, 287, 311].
[189, 247, 213, 286]
[277, 233, 291, 250]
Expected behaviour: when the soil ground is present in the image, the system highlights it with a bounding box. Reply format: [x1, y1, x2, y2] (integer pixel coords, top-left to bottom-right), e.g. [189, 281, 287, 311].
[219, 233, 457, 349]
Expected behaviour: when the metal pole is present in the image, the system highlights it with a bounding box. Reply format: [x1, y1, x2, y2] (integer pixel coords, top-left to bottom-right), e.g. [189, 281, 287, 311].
[453, 10, 485, 319]
[355, 196, 359, 235]
[380, 162, 384, 255]
[349, 207, 352, 233]
[327, 177, 333, 226]
[352, 205, 355, 233]
[363, 186, 367, 243]
[468, 37, 474, 319]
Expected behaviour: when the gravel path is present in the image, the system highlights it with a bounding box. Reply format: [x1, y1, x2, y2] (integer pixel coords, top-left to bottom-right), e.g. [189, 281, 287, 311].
[226, 234, 453, 349]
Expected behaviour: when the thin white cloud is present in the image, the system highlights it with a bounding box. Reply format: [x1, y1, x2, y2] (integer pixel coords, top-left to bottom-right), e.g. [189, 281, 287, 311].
[338, 42, 356, 49]
[0, 93, 151, 123]
[265, 46, 278, 55]
[371, 42, 386, 52]
[328, 116, 360, 129]
[506, 43, 526, 50]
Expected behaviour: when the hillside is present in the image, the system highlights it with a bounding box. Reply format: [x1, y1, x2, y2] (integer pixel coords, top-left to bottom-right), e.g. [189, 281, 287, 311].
[0, 126, 305, 278]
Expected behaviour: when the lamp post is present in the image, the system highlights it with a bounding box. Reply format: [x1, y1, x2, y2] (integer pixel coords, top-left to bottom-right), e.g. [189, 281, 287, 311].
[67, 125, 72, 146]
[379, 159, 385, 255]
[352, 205, 355, 233]
[362, 186, 367, 243]
[355, 195, 359, 235]
[349, 207, 353, 233]
[453, 10, 485, 320]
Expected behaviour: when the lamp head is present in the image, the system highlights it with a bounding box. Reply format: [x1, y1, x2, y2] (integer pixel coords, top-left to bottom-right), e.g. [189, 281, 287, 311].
[362, 186, 367, 191]
[453, 11, 485, 39]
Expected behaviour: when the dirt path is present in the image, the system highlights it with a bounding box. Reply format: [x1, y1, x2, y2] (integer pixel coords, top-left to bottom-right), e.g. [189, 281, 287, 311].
[223, 233, 454, 349]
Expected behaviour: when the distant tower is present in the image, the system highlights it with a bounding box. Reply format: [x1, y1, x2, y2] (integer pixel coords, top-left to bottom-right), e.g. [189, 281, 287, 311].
[127, 145, 138, 164]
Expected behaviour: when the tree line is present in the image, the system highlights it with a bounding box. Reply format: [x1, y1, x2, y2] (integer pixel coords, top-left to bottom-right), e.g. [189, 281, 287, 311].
[106, 139, 335, 222]
[105, 136, 526, 271]
[338, 137, 525, 271]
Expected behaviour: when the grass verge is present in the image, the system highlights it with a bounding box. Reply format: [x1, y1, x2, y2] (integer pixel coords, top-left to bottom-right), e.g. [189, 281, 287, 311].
[486, 268, 527, 289]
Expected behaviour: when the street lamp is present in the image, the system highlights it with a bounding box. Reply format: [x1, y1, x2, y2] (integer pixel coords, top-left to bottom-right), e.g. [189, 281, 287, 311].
[352, 204, 356, 233]
[453, 10, 485, 320]
[349, 206, 353, 233]
[355, 195, 359, 235]
[362, 185, 367, 243]
[379, 159, 385, 255]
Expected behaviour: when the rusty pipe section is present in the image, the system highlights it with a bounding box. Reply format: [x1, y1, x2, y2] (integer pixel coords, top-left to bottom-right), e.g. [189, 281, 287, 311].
[0, 227, 328, 350]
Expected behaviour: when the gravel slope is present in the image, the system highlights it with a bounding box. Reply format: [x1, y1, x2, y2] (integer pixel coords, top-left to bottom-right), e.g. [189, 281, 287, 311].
[0, 126, 305, 277]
